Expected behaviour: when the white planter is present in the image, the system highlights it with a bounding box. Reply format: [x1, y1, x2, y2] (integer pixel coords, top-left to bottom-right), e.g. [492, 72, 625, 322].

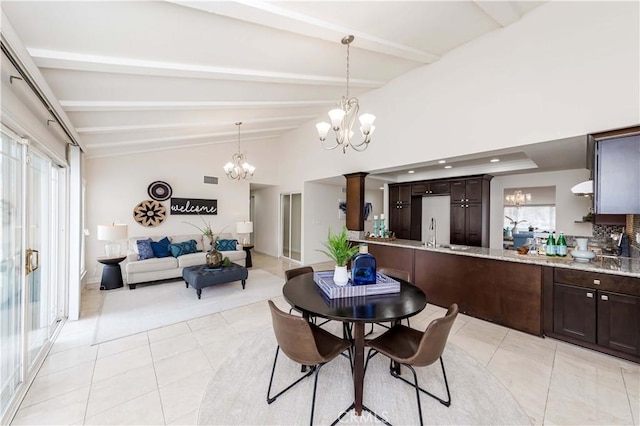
[333, 265, 349, 286]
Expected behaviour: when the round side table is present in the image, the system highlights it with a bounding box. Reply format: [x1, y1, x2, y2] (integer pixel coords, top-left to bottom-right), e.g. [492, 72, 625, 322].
[97, 256, 126, 290]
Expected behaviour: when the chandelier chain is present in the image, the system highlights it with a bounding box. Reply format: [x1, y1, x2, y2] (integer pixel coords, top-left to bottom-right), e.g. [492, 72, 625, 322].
[345, 41, 350, 100]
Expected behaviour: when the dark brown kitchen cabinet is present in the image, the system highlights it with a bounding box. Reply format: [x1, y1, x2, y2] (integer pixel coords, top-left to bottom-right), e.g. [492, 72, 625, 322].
[451, 203, 483, 246]
[598, 291, 640, 356]
[545, 268, 640, 362]
[412, 181, 450, 196]
[553, 283, 596, 343]
[449, 175, 491, 247]
[389, 184, 412, 239]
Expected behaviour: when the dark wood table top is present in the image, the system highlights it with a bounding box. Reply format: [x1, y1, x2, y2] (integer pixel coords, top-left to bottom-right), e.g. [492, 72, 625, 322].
[283, 272, 427, 323]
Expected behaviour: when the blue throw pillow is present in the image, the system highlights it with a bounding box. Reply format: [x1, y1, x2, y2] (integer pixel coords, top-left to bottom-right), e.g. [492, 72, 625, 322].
[169, 239, 199, 257]
[151, 237, 171, 258]
[216, 239, 237, 251]
[136, 238, 155, 260]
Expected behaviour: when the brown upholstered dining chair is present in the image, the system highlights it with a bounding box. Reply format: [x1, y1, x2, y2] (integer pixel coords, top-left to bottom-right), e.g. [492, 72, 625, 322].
[369, 267, 413, 334]
[364, 304, 459, 426]
[266, 300, 351, 425]
[284, 266, 330, 327]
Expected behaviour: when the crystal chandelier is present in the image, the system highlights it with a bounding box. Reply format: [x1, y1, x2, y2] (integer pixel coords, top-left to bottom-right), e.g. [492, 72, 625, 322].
[505, 190, 532, 206]
[224, 122, 255, 180]
[316, 35, 376, 154]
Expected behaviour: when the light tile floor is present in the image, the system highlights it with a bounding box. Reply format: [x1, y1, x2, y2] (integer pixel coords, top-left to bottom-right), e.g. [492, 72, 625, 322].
[10, 252, 640, 425]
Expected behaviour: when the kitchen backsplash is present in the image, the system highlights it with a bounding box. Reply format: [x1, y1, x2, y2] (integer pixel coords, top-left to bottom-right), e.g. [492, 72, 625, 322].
[591, 214, 639, 258]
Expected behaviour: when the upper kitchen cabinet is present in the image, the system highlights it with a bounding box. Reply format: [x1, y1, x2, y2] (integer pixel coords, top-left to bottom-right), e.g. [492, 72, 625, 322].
[389, 184, 412, 205]
[450, 177, 485, 203]
[594, 128, 640, 214]
[412, 180, 450, 196]
[450, 175, 492, 247]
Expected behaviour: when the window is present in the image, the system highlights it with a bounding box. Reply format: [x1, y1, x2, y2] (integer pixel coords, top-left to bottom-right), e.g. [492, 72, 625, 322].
[504, 205, 556, 233]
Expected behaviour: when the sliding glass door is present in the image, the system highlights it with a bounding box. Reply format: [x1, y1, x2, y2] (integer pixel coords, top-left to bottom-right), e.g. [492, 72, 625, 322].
[0, 131, 24, 418]
[0, 129, 65, 422]
[281, 193, 301, 261]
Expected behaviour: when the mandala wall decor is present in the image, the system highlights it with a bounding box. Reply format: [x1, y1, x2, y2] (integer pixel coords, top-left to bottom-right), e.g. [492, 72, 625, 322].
[133, 200, 167, 227]
[147, 181, 172, 201]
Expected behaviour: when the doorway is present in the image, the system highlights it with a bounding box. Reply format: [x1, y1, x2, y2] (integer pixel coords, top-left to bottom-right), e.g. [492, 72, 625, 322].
[281, 193, 301, 261]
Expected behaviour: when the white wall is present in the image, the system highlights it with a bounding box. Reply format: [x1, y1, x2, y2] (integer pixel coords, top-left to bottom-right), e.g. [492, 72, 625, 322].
[271, 1, 639, 185]
[303, 182, 346, 265]
[85, 144, 250, 282]
[490, 169, 594, 249]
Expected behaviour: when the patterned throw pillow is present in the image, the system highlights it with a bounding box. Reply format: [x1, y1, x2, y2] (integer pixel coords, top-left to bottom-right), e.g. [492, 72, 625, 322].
[151, 237, 171, 258]
[215, 239, 237, 251]
[136, 238, 155, 260]
[169, 239, 199, 257]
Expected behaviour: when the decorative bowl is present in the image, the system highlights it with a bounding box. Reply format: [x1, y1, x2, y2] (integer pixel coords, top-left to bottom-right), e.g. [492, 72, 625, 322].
[570, 249, 596, 263]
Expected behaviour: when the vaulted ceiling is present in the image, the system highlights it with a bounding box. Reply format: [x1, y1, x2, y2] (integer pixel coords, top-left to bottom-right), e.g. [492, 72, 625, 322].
[2, 1, 545, 160]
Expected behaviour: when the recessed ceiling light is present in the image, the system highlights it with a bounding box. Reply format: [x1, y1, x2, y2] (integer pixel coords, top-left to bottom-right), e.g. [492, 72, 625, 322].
[408, 170, 415, 174]
[438, 160, 446, 164]
[379, 186, 384, 190]
[444, 165, 452, 169]
[490, 158, 500, 163]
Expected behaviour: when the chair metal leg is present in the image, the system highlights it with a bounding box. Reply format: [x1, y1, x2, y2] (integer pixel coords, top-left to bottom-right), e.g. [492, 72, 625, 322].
[390, 356, 452, 407]
[266, 346, 315, 404]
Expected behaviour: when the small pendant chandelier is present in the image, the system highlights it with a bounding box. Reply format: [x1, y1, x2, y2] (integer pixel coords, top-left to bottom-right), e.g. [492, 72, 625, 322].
[316, 35, 376, 154]
[505, 190, 532, 206]
[223, 122, 255, 180]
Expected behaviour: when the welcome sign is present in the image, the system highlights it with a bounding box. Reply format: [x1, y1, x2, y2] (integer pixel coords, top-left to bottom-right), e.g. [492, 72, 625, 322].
[170, 198, 218, 215]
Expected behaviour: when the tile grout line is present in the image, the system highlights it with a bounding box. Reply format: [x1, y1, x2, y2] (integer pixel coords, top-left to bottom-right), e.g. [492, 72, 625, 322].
[541, 344, 558, 425]
[81, 342, 101, 425]
[620, 365, 638, 425]
[146, 331, 169, 425]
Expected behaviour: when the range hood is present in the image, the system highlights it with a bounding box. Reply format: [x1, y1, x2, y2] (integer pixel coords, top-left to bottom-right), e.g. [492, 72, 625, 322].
[571, 180, 593, 196]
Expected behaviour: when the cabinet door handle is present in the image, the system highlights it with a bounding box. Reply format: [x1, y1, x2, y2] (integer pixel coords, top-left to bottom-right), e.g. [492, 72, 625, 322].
[593, 279, 600, 285]
[586, 292, 593, 298]
[601, 295, 609, 301]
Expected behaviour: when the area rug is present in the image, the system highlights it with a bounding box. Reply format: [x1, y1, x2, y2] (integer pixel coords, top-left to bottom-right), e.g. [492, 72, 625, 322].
[92, 269, 284, 344]
[197, 327, 532, 425]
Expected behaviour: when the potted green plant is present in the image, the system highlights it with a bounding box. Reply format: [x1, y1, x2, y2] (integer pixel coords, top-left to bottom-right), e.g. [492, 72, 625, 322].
[317, 226, 359, 285]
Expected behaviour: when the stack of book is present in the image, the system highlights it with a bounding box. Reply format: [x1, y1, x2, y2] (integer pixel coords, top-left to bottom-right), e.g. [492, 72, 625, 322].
[313, 271, 400, 299]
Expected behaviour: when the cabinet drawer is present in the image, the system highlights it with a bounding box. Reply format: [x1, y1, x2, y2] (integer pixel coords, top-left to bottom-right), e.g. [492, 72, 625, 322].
[554, 268, 640, 296]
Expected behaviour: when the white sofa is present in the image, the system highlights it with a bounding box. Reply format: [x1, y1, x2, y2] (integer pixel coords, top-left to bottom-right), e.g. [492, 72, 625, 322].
[125, 233, 246, 288]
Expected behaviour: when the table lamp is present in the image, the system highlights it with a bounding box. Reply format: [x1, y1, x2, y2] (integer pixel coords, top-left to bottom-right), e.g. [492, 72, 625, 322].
[97, 223, 128, 257]
[236, 221, 253, 245]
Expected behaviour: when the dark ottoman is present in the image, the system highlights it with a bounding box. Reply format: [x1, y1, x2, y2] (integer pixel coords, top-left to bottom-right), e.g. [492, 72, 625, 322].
[182, 263, 249, 299]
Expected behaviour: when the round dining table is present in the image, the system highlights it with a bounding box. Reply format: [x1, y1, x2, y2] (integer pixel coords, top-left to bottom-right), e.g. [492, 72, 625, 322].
[283, 272, 427, 420]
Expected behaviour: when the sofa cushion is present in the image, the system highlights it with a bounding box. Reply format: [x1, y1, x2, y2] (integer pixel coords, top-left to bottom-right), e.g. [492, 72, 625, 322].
[177, 252, 208, 268]
[216, 239, 237, 251]
[169, 240, 199, 257]
[151, 237, 171, 258]
[126, 256, 178, 274]
[136, 238, 155, 260]
[223, 250, 246, 262]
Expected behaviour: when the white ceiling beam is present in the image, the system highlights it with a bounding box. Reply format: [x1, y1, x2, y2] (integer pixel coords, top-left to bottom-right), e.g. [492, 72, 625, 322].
[75, 114, 319, 134]
[85, 126, 296, 148]
[168, 0, 439, 64]
[59, 100, 333, 112]
[473, 1, 522, 27]
[28, 48, 384, 88]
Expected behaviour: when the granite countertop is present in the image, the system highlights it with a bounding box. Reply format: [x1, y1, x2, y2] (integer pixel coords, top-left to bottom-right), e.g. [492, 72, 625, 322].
[354, 238, 640, 278]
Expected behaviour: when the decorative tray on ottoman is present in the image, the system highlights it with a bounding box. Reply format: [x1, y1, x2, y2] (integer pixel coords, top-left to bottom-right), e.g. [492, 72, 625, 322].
[313, 271, 400, 299]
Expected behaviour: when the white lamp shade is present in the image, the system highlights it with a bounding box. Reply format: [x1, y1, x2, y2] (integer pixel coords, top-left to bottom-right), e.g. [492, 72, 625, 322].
[316, 122, 331, 139]
[97, 224, 128, 241]
[359, 113, 376, 133]
[328, 108, 346, 127]
[236, 221, 253, 234]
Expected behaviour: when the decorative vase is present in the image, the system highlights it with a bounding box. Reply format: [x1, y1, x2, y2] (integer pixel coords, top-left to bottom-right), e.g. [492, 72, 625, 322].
[333, 265, 349, 286]
[206, 248, 223, 267]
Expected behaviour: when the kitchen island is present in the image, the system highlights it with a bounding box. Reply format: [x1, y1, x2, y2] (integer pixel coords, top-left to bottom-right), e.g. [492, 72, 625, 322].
[355, 238, 640, 362]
